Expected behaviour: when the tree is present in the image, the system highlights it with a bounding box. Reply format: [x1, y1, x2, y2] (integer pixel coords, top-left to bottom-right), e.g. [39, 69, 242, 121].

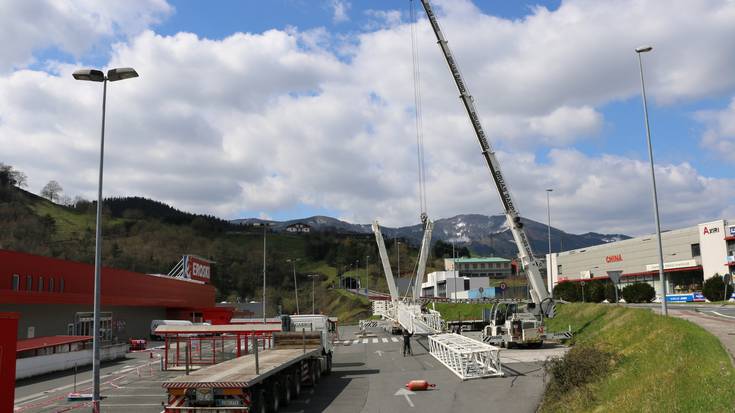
[621, 283, 656, 303]
[0, 163, 27, 187]
[41, 180, 63, 202]
[702, 274, 733, 302]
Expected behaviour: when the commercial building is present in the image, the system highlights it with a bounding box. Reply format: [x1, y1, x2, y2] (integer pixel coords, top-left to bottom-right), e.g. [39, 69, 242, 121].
[0, 249, 232, 342]
[444, 257, 513, 278]
[546, 219, 735, 296]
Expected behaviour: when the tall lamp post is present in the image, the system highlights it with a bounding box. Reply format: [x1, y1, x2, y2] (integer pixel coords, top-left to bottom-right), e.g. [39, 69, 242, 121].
[287, 258, 300, 314]
[365, 255, 370, 297]
[307, 274, 319, 314]
[262, 224, 267, 323]
[72, 67, 138, 412]
[546, 188, 553, 297]
[636, 45, 668, 316]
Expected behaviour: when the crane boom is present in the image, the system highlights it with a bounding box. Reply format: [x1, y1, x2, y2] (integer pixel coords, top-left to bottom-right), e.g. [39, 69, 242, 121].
[413, 220, 434, 301]
[419, 0, 555, 318]
[372, 221, 400, 301]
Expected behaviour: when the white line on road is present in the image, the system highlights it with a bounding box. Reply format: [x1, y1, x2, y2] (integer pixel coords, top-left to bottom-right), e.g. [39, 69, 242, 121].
[709, 311, 735, 319]
[381, 338, 388, 343]
[372, 338, 378, 344]
[362, 339, 368, 344]
[353, 339, 359, 345]
[343, 340, 350, 345]
[391, 337, 399, 342]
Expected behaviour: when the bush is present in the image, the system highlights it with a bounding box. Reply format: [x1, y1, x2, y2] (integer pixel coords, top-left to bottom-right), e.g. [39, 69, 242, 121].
[621, 283, 656, 303]
[544, 344, 615, 395]
[603, 282, 621, 302]
[702, 274, 733, 302]
[553, 282, 580, 302]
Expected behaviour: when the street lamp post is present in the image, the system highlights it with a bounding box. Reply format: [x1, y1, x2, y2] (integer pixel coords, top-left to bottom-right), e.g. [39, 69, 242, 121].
[365, 255, 370, 297]
[287, 259, 300, 314]
[546, 188, 553, 297]
[262, 225, 267, 323]
[72, 67, 138, 412]
[635, 45, 668, 316]
[307, 274, 319, 314]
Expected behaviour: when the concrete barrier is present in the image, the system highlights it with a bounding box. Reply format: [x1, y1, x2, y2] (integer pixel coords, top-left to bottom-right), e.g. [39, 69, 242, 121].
[16, 343, 128, 380]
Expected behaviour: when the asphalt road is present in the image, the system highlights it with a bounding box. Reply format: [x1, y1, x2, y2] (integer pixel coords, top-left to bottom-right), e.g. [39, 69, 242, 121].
[288, 326, 563, 413]
[14, 329, 564, 413]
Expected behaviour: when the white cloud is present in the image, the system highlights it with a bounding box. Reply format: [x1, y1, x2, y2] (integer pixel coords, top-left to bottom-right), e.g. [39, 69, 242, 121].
[329, 0, 350, 24]
[0, 0, 172, 72]
[1, 0, 734, 236]
[697, 97, 735, 156]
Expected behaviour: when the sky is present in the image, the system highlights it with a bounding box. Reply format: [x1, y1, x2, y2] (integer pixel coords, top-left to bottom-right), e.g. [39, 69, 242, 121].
[2, 0, 735, 236]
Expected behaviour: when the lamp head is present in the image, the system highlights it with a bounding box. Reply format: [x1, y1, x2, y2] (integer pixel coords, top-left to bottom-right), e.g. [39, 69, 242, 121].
[72, 69, 105, 82]
[107, 67, 139, 82]
[635, 46, 653, 53]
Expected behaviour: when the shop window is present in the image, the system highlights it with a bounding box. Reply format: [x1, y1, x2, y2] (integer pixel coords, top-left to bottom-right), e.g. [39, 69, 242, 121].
[691, 243, 701, 257]
[38, 276, 44, 292]
[60, 277, 65, 293]
[12, 274, 19, 291]
[49, 277, 54, 292]
[26, 275, 32, 290]
[557, 265, 563, 275]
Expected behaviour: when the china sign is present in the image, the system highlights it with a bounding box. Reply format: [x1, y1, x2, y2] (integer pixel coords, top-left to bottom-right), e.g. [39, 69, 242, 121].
[184, 255, 211, 283]
[605, 254, 623, 263]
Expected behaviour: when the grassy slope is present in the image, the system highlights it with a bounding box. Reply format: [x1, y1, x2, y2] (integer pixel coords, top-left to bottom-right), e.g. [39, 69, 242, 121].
[433, 302, 495, 321]
[543, 304, 735, 412]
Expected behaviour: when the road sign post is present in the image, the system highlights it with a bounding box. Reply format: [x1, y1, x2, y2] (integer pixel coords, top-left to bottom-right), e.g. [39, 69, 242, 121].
[607, 271, 622, 303]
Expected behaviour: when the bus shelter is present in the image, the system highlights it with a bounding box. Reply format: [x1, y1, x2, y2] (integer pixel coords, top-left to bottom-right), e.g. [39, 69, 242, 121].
[155, 324, 282, 370]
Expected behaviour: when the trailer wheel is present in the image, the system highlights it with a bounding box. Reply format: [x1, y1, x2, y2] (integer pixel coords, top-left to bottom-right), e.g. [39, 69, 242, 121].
[291, 370, 302, 398]
[308, 361, 319, 386]
[281, 376, 292, 406]
[324, 352, 332, 375]
[252, 389, 267, 413]
[267, 381, 280, 412]
[314, 359, 322, 381]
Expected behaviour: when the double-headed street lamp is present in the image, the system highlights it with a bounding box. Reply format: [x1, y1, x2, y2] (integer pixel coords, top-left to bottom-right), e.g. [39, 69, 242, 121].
[72, 67, 138, 412]
[635, 45, 668, 316]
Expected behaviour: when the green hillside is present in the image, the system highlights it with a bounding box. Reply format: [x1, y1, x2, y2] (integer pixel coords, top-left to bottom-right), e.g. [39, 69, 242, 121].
[0, 178, 431, 322]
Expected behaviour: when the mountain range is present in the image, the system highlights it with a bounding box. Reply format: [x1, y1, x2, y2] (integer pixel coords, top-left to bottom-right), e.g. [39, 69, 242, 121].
[231, 214, 629, 257]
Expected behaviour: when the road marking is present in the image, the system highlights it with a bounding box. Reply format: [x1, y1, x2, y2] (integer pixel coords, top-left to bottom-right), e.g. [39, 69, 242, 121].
[343, 340, 350, 345]
[375, 350, 384, 357]
[372, 338, 378, 344]
[362, 339, 368, 344]
[353, 339, 359, 345]
[394, 388, 415, 407]
[391, 337, 399, 342]
[709, 311, 735, 319]
[381, 338, 388, 343]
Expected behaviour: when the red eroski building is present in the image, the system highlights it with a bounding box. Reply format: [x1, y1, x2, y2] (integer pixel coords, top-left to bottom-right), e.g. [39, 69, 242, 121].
[0, 249, 232, 341]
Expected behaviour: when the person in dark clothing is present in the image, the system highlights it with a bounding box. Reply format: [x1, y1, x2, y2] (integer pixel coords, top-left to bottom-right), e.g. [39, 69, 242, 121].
[402, 328, 413, 356]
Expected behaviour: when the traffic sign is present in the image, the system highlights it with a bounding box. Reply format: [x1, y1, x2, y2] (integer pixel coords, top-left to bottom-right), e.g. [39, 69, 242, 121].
[580, 281, 586, 287]
[499, 282, 507, 291]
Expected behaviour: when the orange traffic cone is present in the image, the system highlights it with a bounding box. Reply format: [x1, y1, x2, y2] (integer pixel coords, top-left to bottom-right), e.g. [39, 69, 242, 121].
[405, 380, 436, 391]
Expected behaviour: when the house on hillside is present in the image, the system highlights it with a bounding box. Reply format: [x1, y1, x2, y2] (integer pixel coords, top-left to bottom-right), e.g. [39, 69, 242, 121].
[285, 223, 311, 233]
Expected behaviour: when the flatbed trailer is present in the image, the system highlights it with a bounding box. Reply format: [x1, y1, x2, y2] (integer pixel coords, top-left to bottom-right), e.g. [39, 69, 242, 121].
[163, 331, 332, 413]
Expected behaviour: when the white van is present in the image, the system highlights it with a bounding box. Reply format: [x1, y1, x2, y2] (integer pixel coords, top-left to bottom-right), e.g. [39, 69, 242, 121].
[150, 319, 193, 340]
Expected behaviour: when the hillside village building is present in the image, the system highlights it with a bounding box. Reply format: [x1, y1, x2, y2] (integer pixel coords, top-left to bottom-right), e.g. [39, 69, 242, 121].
[444, 257, 513, 278]
[546, 219, 735, 296]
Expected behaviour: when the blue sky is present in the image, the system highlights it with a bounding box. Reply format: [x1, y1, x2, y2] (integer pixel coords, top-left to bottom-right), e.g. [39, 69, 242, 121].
[1, 0, 734, 234]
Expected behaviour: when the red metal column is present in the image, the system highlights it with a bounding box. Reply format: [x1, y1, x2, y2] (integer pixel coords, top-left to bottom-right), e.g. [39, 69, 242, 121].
[0, 313, 19, 413]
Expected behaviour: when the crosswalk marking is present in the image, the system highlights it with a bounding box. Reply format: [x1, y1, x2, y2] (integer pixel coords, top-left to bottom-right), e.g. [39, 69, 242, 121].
[343, 340, 350, 345]
[362, 339, 368, 344]
[372, 338, 378, 344]
[391, 337, 399, 342]
[353, 339, 359, 345]
[337, 337, 402, 346]
[381, 338, 388, 343]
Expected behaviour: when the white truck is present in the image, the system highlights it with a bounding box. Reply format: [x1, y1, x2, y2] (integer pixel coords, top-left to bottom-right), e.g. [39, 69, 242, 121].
[162, 315, 334, 413]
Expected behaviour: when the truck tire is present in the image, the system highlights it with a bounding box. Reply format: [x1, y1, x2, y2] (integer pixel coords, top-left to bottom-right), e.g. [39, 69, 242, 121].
[267, 381, 280, 412]
[281, 376, 292, 406]
[314, 359, 322, 381]
[324, 352, 332, 375]
[252, 389, 267, 413]
[291, 370, 302, 398]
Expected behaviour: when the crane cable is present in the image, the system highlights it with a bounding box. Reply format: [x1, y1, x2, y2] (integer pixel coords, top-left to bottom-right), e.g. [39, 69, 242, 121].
[410, 0, 428, 224]
[404, 0, 428, 300]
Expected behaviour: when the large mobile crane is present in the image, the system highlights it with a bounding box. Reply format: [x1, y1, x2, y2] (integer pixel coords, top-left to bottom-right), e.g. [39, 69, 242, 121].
[418, 0, 557, 343]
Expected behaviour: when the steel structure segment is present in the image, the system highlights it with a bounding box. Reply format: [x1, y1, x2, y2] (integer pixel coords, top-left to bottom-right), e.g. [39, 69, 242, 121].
[428, 333, 503, 380]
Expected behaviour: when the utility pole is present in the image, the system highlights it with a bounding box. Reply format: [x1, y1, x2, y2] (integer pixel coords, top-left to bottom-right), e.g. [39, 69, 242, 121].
[262, 225, 267, 323]
[287, 258, 300, 315]
[365, 255, 370, 297]
[452, 241, 457, 300]
[546, 188, 553, 297]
